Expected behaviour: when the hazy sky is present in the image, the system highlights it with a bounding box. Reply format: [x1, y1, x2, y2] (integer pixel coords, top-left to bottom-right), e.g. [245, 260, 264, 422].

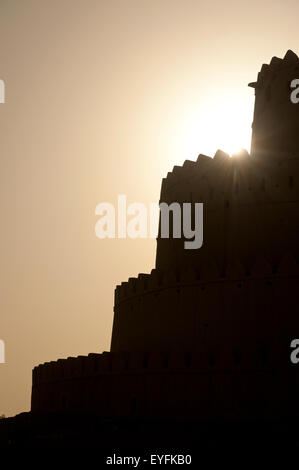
[0, 0, 298, 416]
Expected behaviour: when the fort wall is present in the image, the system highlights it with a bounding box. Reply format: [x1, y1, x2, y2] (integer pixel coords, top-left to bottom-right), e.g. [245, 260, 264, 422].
[156, 152, 299, 272]
[31, 345, 298, 420]
[111, 254, 299, 353]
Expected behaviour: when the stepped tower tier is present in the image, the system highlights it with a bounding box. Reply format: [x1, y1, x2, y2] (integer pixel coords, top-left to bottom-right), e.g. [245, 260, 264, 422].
[155, 150, 299, 274]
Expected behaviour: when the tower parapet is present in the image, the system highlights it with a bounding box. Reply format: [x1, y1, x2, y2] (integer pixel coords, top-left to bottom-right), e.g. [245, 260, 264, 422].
[249, 50, 299, 158]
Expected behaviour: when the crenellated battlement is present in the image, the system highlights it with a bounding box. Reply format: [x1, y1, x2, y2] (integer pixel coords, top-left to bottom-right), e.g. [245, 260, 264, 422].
[160, 149, 299, 204]
[249, 50, 299, 158]
[114, 253, 299, 304]
[32, 342, 290, 387]
[249, 50, 299, 91]
[31, 342, 296, 418]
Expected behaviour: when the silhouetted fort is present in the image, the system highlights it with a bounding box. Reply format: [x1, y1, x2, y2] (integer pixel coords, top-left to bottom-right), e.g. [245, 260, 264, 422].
[31, 50, 299, 421]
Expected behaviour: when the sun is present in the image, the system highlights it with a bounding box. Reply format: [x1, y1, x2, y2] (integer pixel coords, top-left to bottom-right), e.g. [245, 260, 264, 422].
[171, 92, 254, 164]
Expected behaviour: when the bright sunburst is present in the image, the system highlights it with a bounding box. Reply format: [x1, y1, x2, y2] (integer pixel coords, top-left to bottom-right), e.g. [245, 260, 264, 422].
[172, 92, 254, 164]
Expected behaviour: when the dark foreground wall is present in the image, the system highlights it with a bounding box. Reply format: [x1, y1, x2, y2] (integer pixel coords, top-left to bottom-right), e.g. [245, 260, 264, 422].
[2, 413, 299, 461]
[31, 345, 299, 421]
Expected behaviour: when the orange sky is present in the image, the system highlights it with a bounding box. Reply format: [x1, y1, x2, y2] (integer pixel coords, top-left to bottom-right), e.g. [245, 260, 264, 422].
[0, 0, 298, 416]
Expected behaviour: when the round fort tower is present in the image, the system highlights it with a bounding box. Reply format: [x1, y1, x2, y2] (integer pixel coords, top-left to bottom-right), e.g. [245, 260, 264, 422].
[112, 51, 299, 353]
[31, 51, 299, 420]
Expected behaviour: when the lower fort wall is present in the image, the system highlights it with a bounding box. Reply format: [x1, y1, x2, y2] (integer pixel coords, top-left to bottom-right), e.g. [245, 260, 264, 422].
[31, 252, 299, 420]
[31, 347, 299, 420]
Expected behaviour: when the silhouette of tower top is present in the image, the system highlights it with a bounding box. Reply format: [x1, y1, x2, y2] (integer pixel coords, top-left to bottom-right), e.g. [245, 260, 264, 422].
[249, 50, 299, 158]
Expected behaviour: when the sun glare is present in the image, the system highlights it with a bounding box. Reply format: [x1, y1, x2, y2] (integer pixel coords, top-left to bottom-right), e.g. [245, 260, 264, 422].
[172, 93, 253, 165]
